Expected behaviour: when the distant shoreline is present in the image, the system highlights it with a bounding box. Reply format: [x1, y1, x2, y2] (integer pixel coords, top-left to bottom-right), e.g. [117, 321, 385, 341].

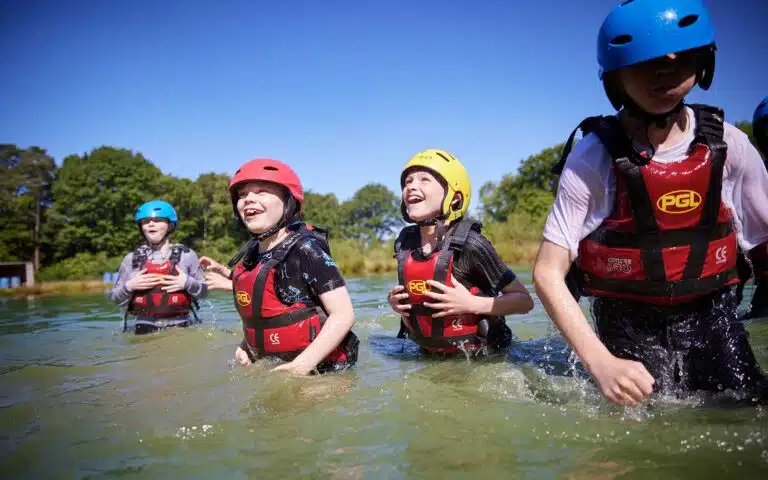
[0, 240, 539, 299]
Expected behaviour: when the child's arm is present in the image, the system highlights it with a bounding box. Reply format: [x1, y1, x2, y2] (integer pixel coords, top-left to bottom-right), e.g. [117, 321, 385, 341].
[533, 239, 653, 405]
[110, 253, 137, 305]
[423, 275, 533, 317]
[182, 250, 208, 299]
[200, 256, 234, 291]
[423, 232, 533, 316]
[469, 278, 533, 316]
[273, 286, 355, 375]
[271, 238, 354, 375]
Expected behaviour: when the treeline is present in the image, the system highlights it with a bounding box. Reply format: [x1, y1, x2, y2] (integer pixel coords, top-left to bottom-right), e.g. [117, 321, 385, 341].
[1, 121, 758, 281]
[1, 145, 408, 280]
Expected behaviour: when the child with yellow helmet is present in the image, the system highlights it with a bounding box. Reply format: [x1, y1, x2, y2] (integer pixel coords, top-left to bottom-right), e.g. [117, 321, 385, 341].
[387, 149, 534, 355]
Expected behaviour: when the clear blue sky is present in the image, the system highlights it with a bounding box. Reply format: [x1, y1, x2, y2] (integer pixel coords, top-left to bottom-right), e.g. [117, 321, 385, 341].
[2, 0, 766, 206]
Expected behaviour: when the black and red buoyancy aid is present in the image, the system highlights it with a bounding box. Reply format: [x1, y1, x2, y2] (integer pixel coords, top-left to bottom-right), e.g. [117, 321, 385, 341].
[233, 223, 353, 364]
[127, 245, 192, 317]
[395, 219, 493, 353]
[562, 104, 739, 305]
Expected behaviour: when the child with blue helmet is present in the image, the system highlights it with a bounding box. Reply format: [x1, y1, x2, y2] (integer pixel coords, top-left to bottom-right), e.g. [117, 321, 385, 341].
[754, 97, 768, 162]
[536, 0, 768, 405]
[736, 97, 768, 320]
[111, 200, 208, 334]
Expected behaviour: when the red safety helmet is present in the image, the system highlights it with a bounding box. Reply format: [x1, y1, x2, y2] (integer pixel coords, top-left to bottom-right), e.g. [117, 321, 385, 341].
[228, 159, 304, 236]
[229, 158, 304, 204]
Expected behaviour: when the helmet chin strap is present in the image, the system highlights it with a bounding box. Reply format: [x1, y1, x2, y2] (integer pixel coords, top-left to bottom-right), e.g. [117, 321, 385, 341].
[623, 96, 684, 129]
[622, 96, 685, 161]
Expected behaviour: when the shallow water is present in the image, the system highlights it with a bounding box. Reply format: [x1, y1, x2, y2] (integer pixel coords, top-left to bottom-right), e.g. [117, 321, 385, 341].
[1, 273, 767, 479]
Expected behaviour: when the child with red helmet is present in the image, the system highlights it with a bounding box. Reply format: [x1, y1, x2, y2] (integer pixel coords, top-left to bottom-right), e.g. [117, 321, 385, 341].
[201, 159, 358, 375]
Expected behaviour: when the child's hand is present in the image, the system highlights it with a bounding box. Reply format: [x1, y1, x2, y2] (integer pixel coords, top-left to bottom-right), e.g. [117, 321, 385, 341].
[424, 275, 480, 317]
[125, 269, 163, 292]
[591, 354, 655, 405]
[199, 256, 231, 277]
[387, 285, 411, 317]
[161, 267, 187, 293]
[235, 346, 252, 366]
[271, 359, 314, 376]
[205, 271, 233, 291]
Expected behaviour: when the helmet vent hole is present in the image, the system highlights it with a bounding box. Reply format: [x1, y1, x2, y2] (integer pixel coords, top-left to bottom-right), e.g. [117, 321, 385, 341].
[759, 101, 767, 110]
[435, 152, 452, 162]
[263, 166, 279, 171]
[678, 14, 699, 28]
[619, 0, 634, 5]
[609, 34, 633, 46]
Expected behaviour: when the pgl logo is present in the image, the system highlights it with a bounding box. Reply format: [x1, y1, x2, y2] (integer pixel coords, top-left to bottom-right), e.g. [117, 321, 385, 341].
[451, 319, 463, 331]
[269, 333, 280, 345]
[236, 291, 251, 307]
[408, 280, 429, 295]
[657, 190, 702, 214]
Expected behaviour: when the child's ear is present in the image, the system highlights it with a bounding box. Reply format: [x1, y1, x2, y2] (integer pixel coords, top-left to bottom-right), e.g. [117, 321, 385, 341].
[451, 192, 464, 211]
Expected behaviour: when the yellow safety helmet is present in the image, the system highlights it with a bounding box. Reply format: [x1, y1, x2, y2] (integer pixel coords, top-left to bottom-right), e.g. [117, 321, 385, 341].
[400, 149, 471, 224]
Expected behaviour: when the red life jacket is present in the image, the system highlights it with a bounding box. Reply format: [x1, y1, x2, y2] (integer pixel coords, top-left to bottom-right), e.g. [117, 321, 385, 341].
[570, 104, 739, 305]
[232, 224, 351, 364]
[395, 219, 491, 353]
[128, 245, 192, 317]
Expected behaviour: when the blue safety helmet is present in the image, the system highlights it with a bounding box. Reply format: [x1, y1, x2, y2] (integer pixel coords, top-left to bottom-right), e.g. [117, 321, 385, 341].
[755, 97, 768, 160]
[135, 200, 178, 228]
[754, 97, 768, 126]
[598, 0, 716, 110]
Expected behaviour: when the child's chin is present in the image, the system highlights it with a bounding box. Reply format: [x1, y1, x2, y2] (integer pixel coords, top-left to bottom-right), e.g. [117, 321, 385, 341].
[245, 221, 274, 235]
[408, 211, 438, 222]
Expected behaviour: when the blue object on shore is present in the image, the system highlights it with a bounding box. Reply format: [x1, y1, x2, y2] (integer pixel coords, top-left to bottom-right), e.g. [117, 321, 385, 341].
[0, 278, 9, 289]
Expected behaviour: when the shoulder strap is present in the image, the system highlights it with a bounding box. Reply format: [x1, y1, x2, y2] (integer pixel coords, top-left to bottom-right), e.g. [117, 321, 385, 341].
[688, 104, 727, 227]
[301, 223, 331, 254]
[552, 116, 609, 176]
[228, 239, 257, 268]
[679, 104, 729, 281]
[131, 245, 150, 270]
[169, 245, 188, 272]
[689, 103, 725, 149]
[246, 228, 314, 326]
[588, 115, 666, 282]
[444, 218, 482, 252]
[395, 226, 419, 289]
[394, 225, 419, 256]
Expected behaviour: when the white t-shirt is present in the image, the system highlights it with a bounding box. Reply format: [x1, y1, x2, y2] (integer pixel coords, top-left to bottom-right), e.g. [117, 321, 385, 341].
[543, 107, 768, 261]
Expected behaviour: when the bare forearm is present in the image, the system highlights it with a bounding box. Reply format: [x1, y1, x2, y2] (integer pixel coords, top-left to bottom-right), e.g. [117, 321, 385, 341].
[471, 291, 533, 316]
[533, 267, 611, 373]
[292, 312, 354, 369]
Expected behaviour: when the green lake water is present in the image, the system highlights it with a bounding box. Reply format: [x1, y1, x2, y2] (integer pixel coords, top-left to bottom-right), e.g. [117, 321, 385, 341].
[1, 273, 767, 479]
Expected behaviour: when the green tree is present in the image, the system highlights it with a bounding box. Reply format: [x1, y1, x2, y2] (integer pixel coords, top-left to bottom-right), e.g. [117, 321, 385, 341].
[303, 190, 342, 235]
[479, 143, 563, 222]
[0, 145, 57, 268]
[340, 183, 401, 242]
[735, 121, 754, 146]
[47, 146, 163, 259]
[193, 172, 244, 259]
[156, 175, 206, 245]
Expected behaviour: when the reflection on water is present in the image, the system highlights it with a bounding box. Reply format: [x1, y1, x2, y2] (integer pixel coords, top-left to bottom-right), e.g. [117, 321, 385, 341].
[0, 274, 766, 478]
